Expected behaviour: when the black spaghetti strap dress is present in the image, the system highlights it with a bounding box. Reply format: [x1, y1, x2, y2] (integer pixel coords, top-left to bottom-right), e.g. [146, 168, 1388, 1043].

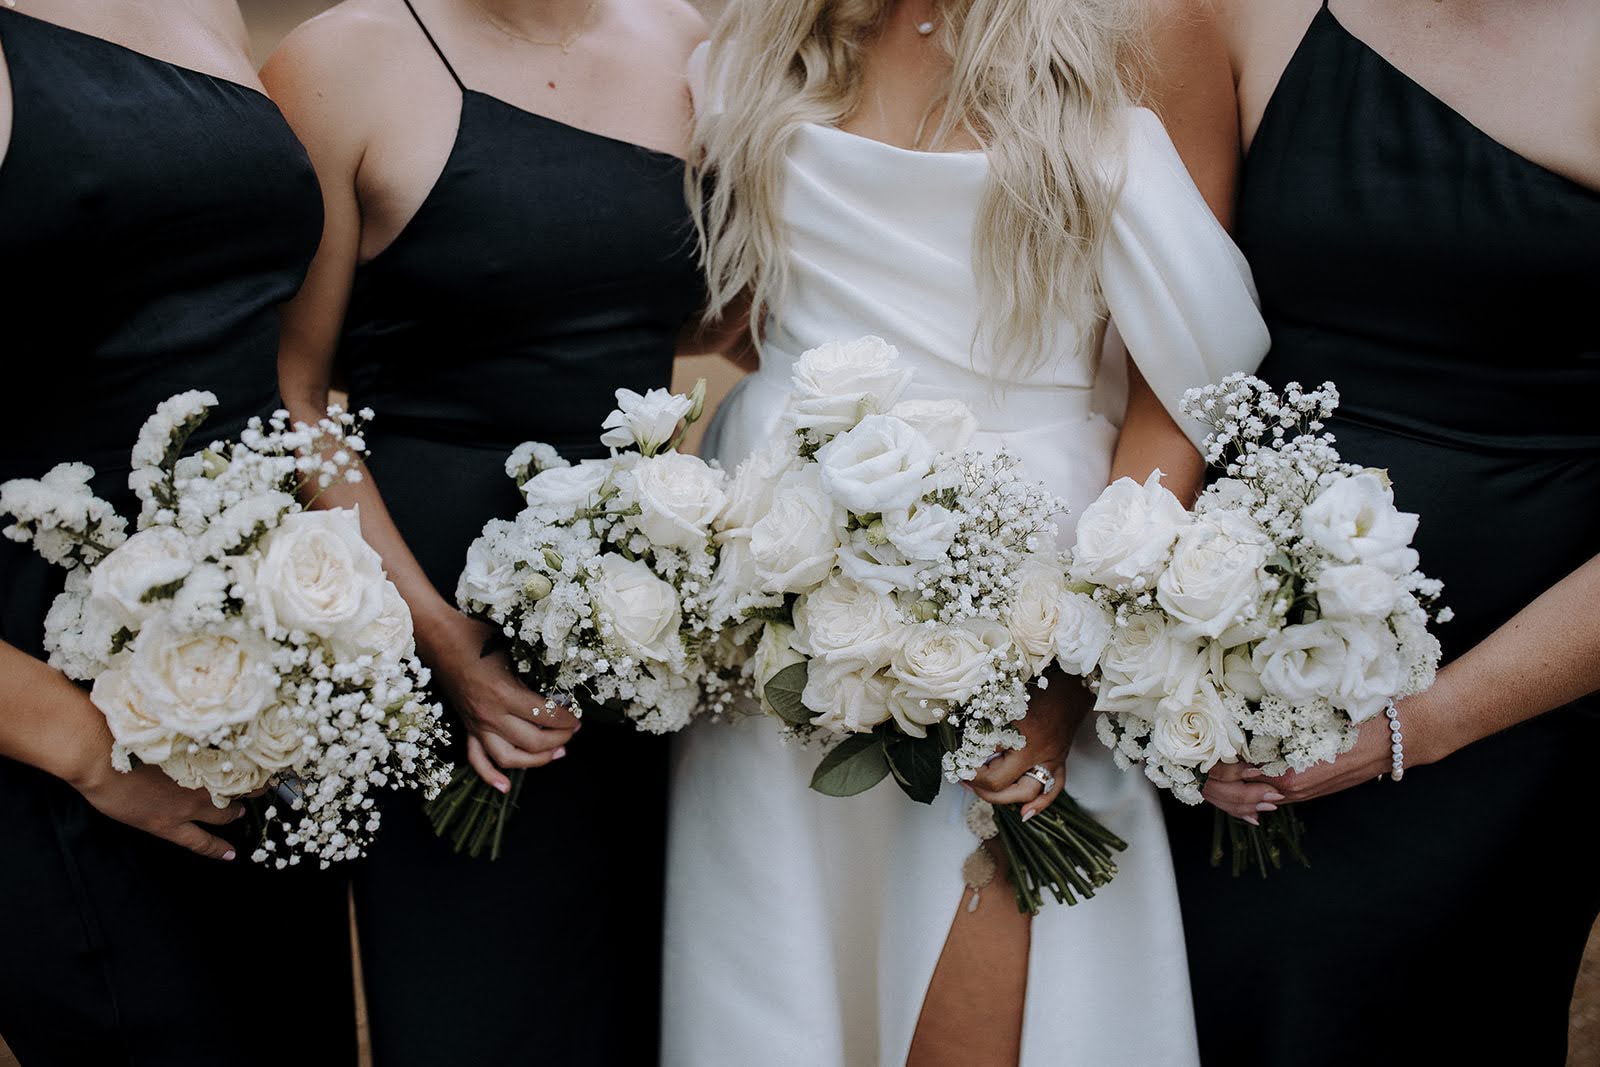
[0, 10, 356, 1066]
[1165, 4, 1600, 1063]
[341, 5, 702, 1064]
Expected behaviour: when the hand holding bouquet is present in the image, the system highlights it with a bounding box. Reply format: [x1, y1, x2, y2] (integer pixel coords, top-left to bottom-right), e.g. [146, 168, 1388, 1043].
[0, 392, 450, 867]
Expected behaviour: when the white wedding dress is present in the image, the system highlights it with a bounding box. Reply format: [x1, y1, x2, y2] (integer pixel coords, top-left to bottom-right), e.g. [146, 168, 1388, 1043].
[665, 58, 1269, 1066]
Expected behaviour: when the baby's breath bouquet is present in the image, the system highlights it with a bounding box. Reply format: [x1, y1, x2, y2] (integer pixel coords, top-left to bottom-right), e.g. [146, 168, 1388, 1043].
[716, 337, 1126, 914]
[1066, 375, 1447, 875]
[0, 392, 450, 867]
[429, 382, 737, 859]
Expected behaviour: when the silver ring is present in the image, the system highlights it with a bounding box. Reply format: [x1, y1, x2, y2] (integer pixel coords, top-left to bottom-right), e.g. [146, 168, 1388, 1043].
[1023, 764, 1056, 793]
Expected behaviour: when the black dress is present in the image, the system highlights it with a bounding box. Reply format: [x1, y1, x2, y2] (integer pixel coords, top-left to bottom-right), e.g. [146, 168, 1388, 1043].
[1166, 4, 1600, 1063]
[341, 5, 702, 1064]
[0, 10, 355, 1066]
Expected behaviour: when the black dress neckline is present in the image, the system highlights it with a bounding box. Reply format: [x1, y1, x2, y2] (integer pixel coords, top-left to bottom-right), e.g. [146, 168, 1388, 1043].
[1255, 4, 1600, 201]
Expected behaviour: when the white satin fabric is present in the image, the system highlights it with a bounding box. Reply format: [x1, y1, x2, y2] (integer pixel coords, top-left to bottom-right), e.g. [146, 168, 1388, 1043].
[665, 73, 1268, 1066]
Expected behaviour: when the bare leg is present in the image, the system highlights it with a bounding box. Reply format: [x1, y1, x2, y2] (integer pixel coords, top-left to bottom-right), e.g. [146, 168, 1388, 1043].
[905, 853, 1030, 1067]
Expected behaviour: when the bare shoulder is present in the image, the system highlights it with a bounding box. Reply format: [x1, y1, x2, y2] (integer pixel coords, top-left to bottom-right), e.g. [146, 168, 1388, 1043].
[622, 0, 708, 63]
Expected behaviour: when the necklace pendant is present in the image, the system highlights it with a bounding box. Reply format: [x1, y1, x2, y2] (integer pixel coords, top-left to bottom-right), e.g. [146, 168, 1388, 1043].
[916, 20, 935, 35]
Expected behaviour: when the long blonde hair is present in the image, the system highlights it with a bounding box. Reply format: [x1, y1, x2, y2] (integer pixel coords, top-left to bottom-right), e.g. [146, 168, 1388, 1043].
[690, 0, 1141, 374]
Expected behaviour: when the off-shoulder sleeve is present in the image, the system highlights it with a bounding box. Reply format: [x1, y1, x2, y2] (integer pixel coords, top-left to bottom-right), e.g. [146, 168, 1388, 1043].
[1101, 107, 1270, 450]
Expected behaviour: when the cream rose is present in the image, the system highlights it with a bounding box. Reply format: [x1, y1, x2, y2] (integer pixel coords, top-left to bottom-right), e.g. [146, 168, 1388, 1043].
[792, 576, 904, 670]
[888, 619, 1006, 704]
[750, 466, 841, 593]
[522, 459, 611, 513]
[626, 452, 727, 550]
[801, 660, 895, 733]
[815, 414, 937, 515]
[885, 398, 978, 453]
[348, 580, 417, 659]
[1007, 559, 1070, 672]
[89, 526, 193, 626]
[750, 622, 806, 716]
[1094, 612, 1207, 719]
[162, 743, 274, 803]
[1150, 681, 1244, 771]
[786, 336, 913, 435]
[1070, 471, 1192, 587]
[718, 437, 795, 536]
[255, 508, 387, 639]
[1302, 471, 1420, 574]
[599, 386, 692, 454]
[1052, 590, 1115, 677]
[593, 554, 682, 664]
[239, 704, 309, 772]
[1155, 508, 1273, 642]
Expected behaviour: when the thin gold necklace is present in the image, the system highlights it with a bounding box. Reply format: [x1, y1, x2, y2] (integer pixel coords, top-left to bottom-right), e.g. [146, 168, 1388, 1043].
[466, 0, 600, 55]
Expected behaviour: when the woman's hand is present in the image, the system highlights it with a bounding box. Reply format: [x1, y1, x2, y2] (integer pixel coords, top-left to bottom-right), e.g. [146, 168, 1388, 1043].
[70, 756, 246, 861]
[421, 611, 580, 793]
[1201, 762, 1284, 825]
[968, 677, 1087, 821]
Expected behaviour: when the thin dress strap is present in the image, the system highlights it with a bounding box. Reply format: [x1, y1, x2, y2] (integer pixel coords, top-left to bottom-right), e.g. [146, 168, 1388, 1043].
[400, 0, 467, 91]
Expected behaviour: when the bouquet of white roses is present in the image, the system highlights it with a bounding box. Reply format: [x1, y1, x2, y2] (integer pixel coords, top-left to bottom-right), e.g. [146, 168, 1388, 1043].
[1066, 374, 1447, 874]
[429, 381, 736, 859]
[0, 392, 450, 868]
[716, 337, 1126, 914]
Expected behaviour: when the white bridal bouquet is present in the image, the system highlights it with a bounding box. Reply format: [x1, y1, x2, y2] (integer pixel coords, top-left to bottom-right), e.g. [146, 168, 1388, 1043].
[0, 392, 450, 867]
[429, 381, 736, 859]
[1066, 374, 1446, 874]
[718, 337, 1126, 914]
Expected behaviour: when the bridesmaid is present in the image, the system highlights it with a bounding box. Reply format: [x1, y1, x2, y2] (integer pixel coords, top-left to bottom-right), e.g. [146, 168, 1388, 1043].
[0, 2, 356, 1064]
[1170, 1, 1600, 1062]
[263, 0, 705, 1062]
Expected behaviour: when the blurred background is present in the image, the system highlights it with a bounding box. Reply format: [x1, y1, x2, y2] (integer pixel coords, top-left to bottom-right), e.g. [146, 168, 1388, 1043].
[0, 3, 1595, 1065]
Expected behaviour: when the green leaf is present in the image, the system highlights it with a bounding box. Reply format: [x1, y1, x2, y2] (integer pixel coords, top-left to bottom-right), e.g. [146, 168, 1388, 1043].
[763, 661, 812, 726]
[810, 734, 890, 797]
[884, 733, 944, 805]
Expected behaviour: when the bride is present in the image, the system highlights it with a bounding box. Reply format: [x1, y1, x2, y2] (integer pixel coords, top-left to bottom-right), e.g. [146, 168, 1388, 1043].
[666, 1, 1269, 1063]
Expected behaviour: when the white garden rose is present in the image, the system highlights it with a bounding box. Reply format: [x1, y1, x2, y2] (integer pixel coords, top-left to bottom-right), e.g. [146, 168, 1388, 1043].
[787, 336, 913, 435]
[1095, 612, 1207, 718]
[88, 526, 193, 626]
[750, 466, 841, 593]
[885, 680, 946, 738]
[457, 533, 518, 615]
[1252, 619, 1349, 705]
[1328, 619, 1403, 722]
[93, 619, 279, 746]
[162, 743, 274, 803]
[625, 452, 727, 550]
[1313, 563, 1402, 622]
[1302, 471, 1420, 574]
[599, 386, 692, 454]
[718, 437, 794, 536]
[1155, 508, 1273, 642]
[256, 508, 387, 639]
[1052, 590, 1115, 677]
[815, 414, 937, 515]
[348, 580, 416, 659]
[239, 704, 309, 772]
[801, 660, 895, 733]
[792, 576, 904, 669]
[1007, 559, 1070, 672]
[1150, 681, 1244, 771]
[593, 554, 682, 664]
[749, 622, 805, 716]
[522, 459, 611, 513]
[888, 619, 1006, 704]
[881, 502, 959, 562]
[1070, 470, 1192, 586]
[885, 398, 978, 453]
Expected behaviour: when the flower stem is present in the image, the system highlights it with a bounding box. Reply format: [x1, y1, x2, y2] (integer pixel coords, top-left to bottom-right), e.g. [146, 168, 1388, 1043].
[991, 792, 1126, 915]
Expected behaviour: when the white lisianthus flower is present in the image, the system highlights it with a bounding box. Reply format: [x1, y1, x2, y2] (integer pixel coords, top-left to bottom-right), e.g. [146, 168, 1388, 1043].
[348, 580, 417, 659]
[1155, 508, 1273, 642]
[787, 336, 913, 435]
[888, 619, 1006, 705]
[1215, 644, 1266, 703]
[457, 532, 519, 615]
[87, 526, 193, 626]
[1007, 559, 1070, 673]
[885, 398, 978, 453]
[815, 415, 937, 515]
[1313, 563, 1402, 622]
[1095, 612, 1207, 718]
[749, 622, 806, 716]
[624, 452, 727, 551]
[881, 502, 959, 562]
[1302, 471, 1420, 574]
[593, 554, 682, 664]
[792, 576, 904, 670]
[599, 386, 692, 454]
[801, 660, 895, 733]
[835, 527, 925, 595]
[522, 459, 611, 514]
[255, 508, 387, 639]
[1252, 619, 1349, 705]
[1327, 619, 1403, 722]
[1052, 590, 1115, 677]
[749, 466, 841, 593]
[1150, 681, 1244, 772]
[162, 743, 274, 804]
[1070, 470, 1191, 587]
[93, 619, 279, 747]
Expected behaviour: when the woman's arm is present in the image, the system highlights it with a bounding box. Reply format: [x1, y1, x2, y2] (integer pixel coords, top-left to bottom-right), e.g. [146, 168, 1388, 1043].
[263, 23, 576, 792]
[0, 642, 244, 857]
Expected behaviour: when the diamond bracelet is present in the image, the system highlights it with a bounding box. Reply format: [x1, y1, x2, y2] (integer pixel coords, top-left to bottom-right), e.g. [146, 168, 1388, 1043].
[1385, 703, 1405, 782]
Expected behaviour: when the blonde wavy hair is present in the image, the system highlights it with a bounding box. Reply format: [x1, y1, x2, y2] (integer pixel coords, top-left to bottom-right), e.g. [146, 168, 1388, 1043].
[690, 0, 1142, 374]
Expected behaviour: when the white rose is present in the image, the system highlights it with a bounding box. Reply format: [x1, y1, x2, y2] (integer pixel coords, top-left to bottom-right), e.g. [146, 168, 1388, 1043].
[1070, 471, 1192, 587]
[815, 415, 936, 515]
[625, 452, 727, 550]
[162, 744, 274, 803]
[801, 660, 895, 733]
[884, 680, 946, 738]
[881, 502, 959, 562]
[792, 576, 904, 670]
[1007, 559, 1070, 673]
[88, 527, 193, 626]
[457, 534, 519, 615]
[1252, 619, 1348, 705]
[348, 580, 417, 659]
[1328, 619, 1403, 722]
[93, 619, 279, 748]
[1302, 471, 1420, 574]
[1215, 644, 1266, 703]
[888, 619, 1006, 704]
[1095, 612, 1207, 718]
[1155, 508, 1273, 642]
[238, 704, 308, 772]
[522, 459, 612, 514]
[1314, 563, 1402, 622]
[1052, 590, 1115, 677]
[786, 335, 913, 435]
[599, 386, 693, 454]
[1150, 681, 1244, 772]
[255, 508, 387, 639]
[593, 554, 682, 664]
[885, 398, 978, 453]
[750, 466, 841, 593]
[749, 622, 806, 716]
[718, 437, 795, 536]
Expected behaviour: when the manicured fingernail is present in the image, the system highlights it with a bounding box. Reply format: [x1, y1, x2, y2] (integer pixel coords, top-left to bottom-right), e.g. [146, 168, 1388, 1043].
[495, 779, 510, 794]
[1241, 768, 1264, 779]
[1021, 809, 1037, 823]
[1263, 791, 1285, 802]
[223, 850, 236, 862]
[552, 747, 567, 760]
[1244, 815, 1260, 827]
[1256, 802, 1277, 813]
